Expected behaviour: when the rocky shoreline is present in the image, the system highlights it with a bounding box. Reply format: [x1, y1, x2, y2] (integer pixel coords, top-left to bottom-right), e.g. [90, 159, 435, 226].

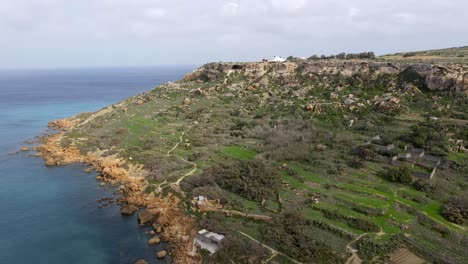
[36, 117, 201, 264]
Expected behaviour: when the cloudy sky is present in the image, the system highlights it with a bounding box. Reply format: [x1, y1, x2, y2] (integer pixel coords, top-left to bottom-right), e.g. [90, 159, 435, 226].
[1, 0, 467, 68]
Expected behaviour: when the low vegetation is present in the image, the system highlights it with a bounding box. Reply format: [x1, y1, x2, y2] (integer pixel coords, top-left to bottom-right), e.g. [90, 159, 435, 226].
[60, 49, 468, 263]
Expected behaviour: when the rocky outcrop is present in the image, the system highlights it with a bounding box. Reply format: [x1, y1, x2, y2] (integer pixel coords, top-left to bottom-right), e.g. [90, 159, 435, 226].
[184, 60, 468, 94]
[138, 209, 159, 224]
[36, 117, 202, 264]
[121, 205, 138, 215]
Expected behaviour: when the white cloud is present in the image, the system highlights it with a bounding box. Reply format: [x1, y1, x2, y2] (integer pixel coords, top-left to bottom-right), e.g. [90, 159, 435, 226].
[270, 0, 306, 12]
[145, 8, 167, 20]
[222, 2, 240, 16]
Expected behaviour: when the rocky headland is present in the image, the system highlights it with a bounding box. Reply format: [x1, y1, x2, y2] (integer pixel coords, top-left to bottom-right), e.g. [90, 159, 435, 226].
[36, 118, 201, 264]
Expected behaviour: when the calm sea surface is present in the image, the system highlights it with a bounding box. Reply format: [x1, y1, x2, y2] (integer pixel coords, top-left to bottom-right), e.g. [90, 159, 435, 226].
[0, 65, 196, 264]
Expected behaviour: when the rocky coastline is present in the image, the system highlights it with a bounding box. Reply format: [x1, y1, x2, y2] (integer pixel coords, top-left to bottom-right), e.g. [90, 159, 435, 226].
[36, 117, 201, 264]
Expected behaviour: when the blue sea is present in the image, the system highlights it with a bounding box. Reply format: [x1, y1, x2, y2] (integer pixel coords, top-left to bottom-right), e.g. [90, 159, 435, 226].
[0, 66, 196, 264]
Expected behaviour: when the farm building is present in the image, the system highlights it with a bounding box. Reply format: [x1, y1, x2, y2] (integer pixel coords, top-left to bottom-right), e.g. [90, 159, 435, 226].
[195, 229, 225, 254]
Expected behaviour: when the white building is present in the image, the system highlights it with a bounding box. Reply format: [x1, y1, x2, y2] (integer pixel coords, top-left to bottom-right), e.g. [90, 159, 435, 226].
[271, 56, 286, 62]
[195, 229, 225, 254]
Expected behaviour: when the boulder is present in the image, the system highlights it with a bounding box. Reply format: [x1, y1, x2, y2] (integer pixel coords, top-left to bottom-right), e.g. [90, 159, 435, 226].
[148, 236, 161, 245]
[121, 205, 138, 216]
[183, 98, 191, 105]
[83, 167, 93, 173]
[138, 209, 158, 224]
[316, 144, 327, 151]
[152, 223, 163, 233]
[157, 215, 170, 226]
[160, 232, 170, 242]
[156, 250, 167, 259]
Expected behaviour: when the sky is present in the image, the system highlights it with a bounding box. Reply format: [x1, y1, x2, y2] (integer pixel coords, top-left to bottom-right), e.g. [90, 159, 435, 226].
[0, 0, 467, 69]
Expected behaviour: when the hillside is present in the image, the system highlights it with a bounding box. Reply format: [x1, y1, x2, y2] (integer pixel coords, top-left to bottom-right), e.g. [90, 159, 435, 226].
[38, 59, 467, 263]
[379, 46, 468, 64]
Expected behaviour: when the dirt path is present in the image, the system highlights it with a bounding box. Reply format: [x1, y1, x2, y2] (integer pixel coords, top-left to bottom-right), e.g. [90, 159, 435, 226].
[345, 233, 368, 264]
[237, 231, 303, 264]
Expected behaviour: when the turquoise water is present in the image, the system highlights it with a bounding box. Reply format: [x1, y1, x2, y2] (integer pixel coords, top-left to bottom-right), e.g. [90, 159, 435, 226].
[0, 66, 196, 263]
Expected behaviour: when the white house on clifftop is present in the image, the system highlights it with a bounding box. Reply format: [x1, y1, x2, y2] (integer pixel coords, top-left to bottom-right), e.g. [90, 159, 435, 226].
[271, 56, 286, 62]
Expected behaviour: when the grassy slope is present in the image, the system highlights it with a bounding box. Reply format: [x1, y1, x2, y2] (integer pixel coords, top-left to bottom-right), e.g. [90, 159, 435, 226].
[379, 46, 468, 64]
[63, 57, 468, 263]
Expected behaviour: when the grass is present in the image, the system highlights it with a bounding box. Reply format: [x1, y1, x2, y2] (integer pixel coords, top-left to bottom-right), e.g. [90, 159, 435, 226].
[223, 146, 257, 160]
[448, 152, 468, 163]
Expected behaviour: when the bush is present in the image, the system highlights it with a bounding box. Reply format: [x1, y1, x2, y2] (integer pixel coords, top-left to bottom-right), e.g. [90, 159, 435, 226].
[348, 158, 365, 168]
[413, 179, 434, 193]
[358, 236, 402, 258]
[442, 194, 468, 224]
[408, 121, 449, 155]
[353, 146, 377, 161]
[261, 211, 342, 263]
[249, 118, 326, 161]
[209, 159, 280, 201]
[382, 165, 415, 184]
[403, 52, 416, 57]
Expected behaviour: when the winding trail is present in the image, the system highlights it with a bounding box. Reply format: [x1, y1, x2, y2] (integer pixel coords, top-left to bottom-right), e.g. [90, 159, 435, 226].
[152, 130, 198, 195]
[344, 233, 368, 264]
[238, 231, 303, 264]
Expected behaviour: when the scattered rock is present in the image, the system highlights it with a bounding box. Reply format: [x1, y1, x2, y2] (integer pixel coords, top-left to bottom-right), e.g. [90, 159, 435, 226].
[183, 98, 191, 105]
[372, 94, 400, 112]
[148, 236, 161, 245]
[121, 205, 138, 216]
[149, 230, 156, 236]
[134, 259, 148, 264]
[194, 88, 204, 95]
[316, 144, 327, 151]
[160, 232, 170, 242]
[83, 167, 93, 173]
[152, 223, 163, 233]
[157, 250, 167, 259]
[20, 146, 30, 151]
[99, 182, 105, 186]
[304, 104, 321, 114]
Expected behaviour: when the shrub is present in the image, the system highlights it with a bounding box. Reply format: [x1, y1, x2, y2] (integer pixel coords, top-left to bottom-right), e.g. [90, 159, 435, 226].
[403, 52, 416, 57]
[353, 146, 377, 161]
[348, 158, 365, 168]
[249, 118, 327, 161]
[358, 236, 402, 258]
[261, 211, 342, 263]
[442, 194, 468, 224]
[413, 179, 434, 193]
[205, 159, 280, 201]
[382, 165, 415, 184]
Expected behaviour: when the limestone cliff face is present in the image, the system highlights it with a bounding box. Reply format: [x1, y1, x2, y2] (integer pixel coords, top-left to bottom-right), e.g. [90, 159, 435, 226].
[184, 60, 468, 94]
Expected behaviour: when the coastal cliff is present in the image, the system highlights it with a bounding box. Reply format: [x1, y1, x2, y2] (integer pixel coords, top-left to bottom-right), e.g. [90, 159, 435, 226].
[184, 60, 468, 94]
[36, 58, 468, 263]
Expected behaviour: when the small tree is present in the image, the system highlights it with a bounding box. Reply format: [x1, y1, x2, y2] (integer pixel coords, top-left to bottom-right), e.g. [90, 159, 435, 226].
[385, 164, 415, 184]
[336, 52, 346, 59]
